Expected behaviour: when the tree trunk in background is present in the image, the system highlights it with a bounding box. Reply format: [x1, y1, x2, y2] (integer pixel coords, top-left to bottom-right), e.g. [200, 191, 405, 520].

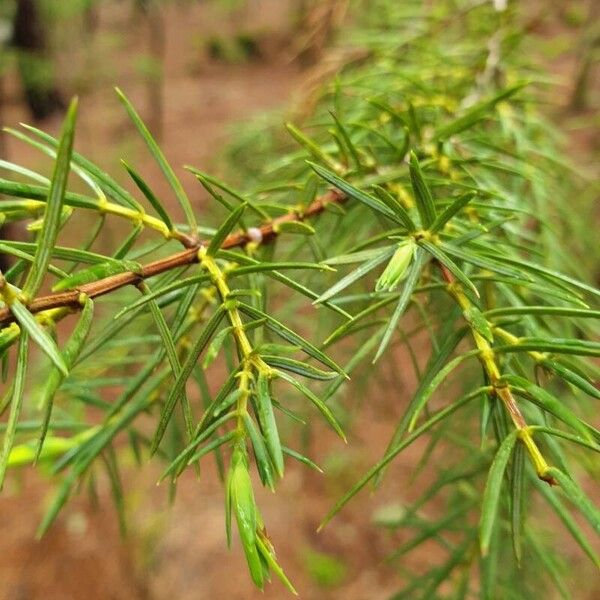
[134, 0, 165, 140]
[0, 73, 14, 274]
[0, 74, 9, 274]
[84, 0, 100, 36]
[12, 0, 65, 121]
[293, 0, 349, 66]
[0, 74, 6, 157]
[569, 0, 600, 111]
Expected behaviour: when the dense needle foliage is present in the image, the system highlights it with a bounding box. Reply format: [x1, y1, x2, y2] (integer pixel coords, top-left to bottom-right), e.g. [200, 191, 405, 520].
[0, 1, 598, 597]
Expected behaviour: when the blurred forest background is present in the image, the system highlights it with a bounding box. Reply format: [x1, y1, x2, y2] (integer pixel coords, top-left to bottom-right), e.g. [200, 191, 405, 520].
[0, 1, 598, 598]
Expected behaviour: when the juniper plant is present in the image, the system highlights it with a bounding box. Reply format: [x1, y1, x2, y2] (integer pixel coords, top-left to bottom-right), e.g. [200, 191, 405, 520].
[0, 0, 598, 597]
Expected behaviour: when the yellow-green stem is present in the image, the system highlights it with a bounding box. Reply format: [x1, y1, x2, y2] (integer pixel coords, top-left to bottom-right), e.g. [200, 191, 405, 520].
[442, 274, 553, 483]
[97, 199, 191, 243]
[494, 326, 547, 362]
[198, 248, 256, 435]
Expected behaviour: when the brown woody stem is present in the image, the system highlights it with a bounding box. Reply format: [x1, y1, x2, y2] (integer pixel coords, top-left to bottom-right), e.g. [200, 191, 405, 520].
[0, 189, 346, 327]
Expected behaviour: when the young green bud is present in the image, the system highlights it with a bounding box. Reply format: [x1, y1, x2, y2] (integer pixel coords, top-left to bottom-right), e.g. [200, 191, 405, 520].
[376, 240, 415, 292]
[227, 444, 264, 588]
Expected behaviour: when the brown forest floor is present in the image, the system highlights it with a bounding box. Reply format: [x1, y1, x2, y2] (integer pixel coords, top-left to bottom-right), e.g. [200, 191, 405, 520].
[0, 2, 598, 599]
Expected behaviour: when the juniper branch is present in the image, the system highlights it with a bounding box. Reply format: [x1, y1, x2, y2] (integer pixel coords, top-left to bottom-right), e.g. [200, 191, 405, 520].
[0, 189, 345, 327]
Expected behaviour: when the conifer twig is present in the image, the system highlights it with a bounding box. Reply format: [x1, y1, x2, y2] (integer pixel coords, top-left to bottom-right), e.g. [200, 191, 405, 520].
[0, 189, 346, 327]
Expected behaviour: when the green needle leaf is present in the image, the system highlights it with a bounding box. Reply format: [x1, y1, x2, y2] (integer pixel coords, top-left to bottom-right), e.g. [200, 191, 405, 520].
[286, 123, 338, 169]
[243, 412, 275, 489]
[329, 111, 363, 172]
[419, 239, 480, 299]
[479, 431, 519, 556]
[315, 246, 396, 304]
[256, 535, 298, 595]
[309, 162, 402, 223]
[116, 88, 198, 236]
[274, 220, 315, 236]
[261, 355, 338, 381]
[9, 299, 68, 376]
[497, 338, 600, 357]
[122, 160, 174, 232]
[533, 426, 600, 454]
[52, 259, 141, 292]
[372, 185, 417, 232]
[510, 443, 525, 565]
[430, 193, 476, 233]
[282, 446, 322, 473]
[23, 98, 78, 298]
[407, 349, 479, 431]
[140, 282, 194, 441]
[15, 123, 142, 210]
[0, 334, 29, 488]
[237, 302, 346, 376]
[36, 298, 94, 460]
[548, 467, 600, 538]
[151, 306, 226, 452]
[484, 307, 600, 320]
[433, 83, 526, 141]
[207, 203, 247, 256]
[408, 152, 436, 228]
[537, 478, 600, 568]
[541, 359, 600, 400]
[255, 372, 284, 478]
[275, 370, 346, 442]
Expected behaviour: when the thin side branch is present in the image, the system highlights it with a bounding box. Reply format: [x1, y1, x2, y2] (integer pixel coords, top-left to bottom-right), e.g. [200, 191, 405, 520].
[435, 259, 556, 485]
[0, 189, 346, 326]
